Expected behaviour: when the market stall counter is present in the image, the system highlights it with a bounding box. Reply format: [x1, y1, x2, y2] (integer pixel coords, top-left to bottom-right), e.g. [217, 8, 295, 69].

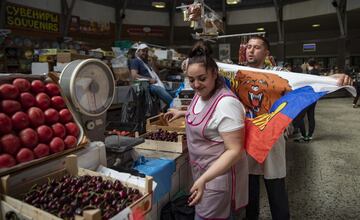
[133, 148, 191, 220]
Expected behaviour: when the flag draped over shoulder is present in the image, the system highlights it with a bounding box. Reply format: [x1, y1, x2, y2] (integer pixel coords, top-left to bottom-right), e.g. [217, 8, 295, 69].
[217, 62, 356, 163]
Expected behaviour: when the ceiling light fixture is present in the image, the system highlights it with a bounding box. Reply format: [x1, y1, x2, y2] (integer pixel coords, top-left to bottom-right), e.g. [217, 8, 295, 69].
[312, 24, 320, 27]
[152, 2, 166, 9]
[257, 27, 265, 31]
[226, 0, 241, 5]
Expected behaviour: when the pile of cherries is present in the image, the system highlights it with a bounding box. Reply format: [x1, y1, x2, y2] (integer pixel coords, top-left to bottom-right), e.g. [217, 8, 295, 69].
[144, 129, 181, 142]
[23, 175, 143, 219]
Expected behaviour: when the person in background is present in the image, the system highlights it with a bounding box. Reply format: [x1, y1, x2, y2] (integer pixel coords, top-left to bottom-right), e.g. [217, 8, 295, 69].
[165, 41, 248, 220]
[130, 43, 176, 109]
[283, 63, 292, 72]
[353, 70, 360, 108]
[301, 62, 308, 73]
[294, 58, 320, 143]
[244, 36, 352, 220]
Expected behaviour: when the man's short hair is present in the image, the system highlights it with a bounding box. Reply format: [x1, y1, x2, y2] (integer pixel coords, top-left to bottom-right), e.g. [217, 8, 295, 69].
[248, 35, 270, 50]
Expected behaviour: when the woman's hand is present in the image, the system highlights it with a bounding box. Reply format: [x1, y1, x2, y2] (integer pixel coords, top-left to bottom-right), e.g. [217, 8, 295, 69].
[330, 73, 353, 86]
[164, 109, 186, 123]
[188, 177, 206, 206]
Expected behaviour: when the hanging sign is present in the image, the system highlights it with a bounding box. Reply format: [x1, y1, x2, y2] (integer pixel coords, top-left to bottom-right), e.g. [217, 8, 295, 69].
[126, 26, 165, 37]
[219, 44, 231, 61]
[303, 43, 316, 52]
[5, 3, 59, 33]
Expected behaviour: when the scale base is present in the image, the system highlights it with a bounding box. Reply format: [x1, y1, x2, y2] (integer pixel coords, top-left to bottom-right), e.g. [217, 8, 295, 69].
[80, 114, 107, 142]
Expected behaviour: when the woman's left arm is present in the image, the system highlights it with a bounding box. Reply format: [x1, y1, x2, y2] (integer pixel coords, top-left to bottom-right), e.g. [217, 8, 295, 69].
[188, 127, 245, 206]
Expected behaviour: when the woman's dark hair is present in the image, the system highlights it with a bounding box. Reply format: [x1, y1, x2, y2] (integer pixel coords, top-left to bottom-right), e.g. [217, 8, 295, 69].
[187, 40, 224, 90]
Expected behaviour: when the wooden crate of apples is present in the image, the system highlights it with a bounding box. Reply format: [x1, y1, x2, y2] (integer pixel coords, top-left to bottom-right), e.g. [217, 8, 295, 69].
[0, 74, 85, 174]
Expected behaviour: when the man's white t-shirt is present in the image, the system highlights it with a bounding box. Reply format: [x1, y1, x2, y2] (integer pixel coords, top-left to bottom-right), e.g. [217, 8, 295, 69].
[193, 96, 245, 141]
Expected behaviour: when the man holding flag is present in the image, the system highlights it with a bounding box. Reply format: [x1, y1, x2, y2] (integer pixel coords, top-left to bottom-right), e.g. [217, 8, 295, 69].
[218, 36, 353, 220]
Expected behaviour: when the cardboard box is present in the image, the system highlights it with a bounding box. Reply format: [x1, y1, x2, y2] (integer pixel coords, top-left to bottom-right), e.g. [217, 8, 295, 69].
[57, 52, 90, 63]
[112, 67, 130, 82]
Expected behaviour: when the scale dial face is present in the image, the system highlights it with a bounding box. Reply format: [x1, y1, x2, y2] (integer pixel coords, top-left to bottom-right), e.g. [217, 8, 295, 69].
[70, 60, 114, 116]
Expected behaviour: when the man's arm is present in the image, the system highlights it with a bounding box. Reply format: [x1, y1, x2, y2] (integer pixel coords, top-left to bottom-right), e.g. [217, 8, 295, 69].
[130, 69, 156, 84]
[129, 59, 156, 83]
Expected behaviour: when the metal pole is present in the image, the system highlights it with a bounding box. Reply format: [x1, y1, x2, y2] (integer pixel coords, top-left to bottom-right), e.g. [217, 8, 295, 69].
[169, 0, 177, 46]
[0, 0, 7, 29]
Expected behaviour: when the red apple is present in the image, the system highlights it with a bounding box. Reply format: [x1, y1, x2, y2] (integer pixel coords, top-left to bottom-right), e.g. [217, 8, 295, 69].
[59, 109, 73, 123]
[31, 80, 45, 93]
[16, 148, 34, 163]
[49, 137, 64, 153]
[27, 107, 45, 127]
[0, 84, 19, 99]
[0, 113, 12, 134]
[44, 108, 59, 124]
[64, 135, 77, 149]
[33, 143, 50, 158]
[45, 83, 60, 96]
[11, 111, 29, 130]
[51, 123, 66, 138]
[0, 154, 16, 168]
[1, 134, 21, 155]
[19, 128, 38, 149]
[19, 92, 36, 109]
[13, 78, 31, 92]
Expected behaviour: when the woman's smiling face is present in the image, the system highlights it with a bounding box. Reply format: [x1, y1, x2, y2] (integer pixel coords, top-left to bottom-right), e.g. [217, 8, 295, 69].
[187, 63, 217, 100]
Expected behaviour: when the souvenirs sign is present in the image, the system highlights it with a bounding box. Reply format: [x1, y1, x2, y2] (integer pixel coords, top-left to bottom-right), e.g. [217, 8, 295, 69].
[6, 3, 59, 33]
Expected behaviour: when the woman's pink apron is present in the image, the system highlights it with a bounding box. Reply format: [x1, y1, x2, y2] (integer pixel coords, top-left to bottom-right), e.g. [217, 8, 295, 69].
[186, 87, 248, 219]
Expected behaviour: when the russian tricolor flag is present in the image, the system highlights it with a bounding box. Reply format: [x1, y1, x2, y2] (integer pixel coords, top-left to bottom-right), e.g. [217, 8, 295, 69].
[217, 63, 356, 163]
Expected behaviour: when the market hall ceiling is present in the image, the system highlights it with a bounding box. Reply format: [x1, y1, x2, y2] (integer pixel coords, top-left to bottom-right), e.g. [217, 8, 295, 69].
[83, 0, 309, 11]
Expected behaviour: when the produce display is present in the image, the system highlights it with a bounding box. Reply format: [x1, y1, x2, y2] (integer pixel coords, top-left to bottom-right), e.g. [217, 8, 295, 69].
[107, 129, 130, 136]
[144, 129, 182, 142]
[23, 175, 143, 219]
[0, 78, 80, 169]
[238, 43, 247, 65]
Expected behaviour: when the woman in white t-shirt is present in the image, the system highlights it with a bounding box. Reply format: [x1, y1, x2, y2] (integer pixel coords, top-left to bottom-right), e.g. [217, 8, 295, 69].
[164, 41, 248, 220]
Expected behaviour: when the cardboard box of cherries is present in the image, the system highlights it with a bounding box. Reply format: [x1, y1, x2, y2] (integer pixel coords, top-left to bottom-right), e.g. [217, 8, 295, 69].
[0, 75, 83, 171]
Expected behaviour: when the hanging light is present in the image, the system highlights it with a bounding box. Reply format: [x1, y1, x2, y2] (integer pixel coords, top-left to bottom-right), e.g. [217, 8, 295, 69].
[257, 27, 265, 31]
[312, 24, 320, 28]
[226, 0, 241, 5]
[152, 2, 166, 8]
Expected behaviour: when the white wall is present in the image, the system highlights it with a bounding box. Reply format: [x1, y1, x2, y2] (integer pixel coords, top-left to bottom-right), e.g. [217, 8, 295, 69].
[227, 7, 276, 25]
[72, 1, 114, 23]
[348, 0, 360, 10]
[122, 9, 169, 26]
[283, 0, 336, 20]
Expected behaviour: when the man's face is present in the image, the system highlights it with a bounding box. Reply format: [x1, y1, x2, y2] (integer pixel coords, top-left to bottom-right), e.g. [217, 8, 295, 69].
[138, 48, 148, 61]
[246, 39, 269, 68]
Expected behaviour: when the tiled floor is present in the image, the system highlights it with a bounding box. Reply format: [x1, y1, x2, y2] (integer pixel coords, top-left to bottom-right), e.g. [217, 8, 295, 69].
[258, 97, 360, 219]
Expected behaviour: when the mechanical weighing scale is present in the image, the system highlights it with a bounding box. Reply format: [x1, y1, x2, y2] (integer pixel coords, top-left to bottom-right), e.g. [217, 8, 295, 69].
[60, 59, 144, 174]
[60, 59, 115, 142]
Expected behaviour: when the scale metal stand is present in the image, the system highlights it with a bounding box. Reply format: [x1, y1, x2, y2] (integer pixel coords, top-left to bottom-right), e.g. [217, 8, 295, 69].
[60, 59, 115, 142]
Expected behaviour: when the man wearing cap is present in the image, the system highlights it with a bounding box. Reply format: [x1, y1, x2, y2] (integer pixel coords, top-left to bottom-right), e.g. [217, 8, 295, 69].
[130, 43, 175, 108]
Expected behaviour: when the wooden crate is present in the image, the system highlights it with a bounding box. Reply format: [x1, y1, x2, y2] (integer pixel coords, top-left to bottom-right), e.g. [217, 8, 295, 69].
[0, 155, 153, 220]
[1, 199, 34, 220]
[0, 73, 88, 177]
[146, 113, 186, 133]
[135, 132, 187, 153]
